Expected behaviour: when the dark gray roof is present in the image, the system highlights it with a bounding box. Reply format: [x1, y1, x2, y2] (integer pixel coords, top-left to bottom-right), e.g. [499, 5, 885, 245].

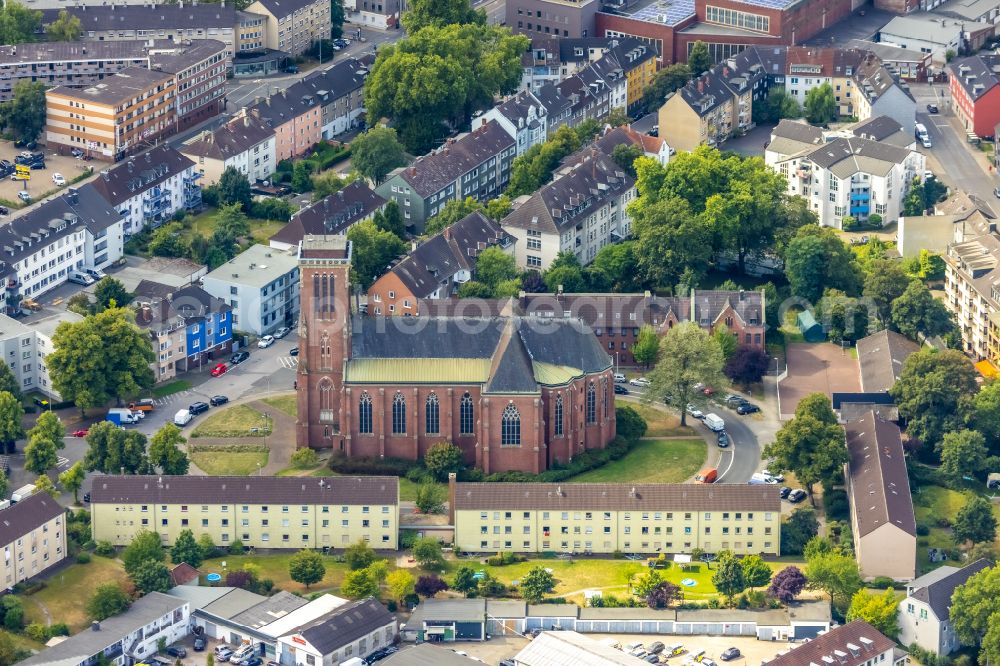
[230, 591, 308, 628]
[845, 411, 916, 538]
[407, 599, 486, 625]
[766, 621, 895, 666]
[0, 185, 122, 281]
[0, 40, 153, 65]
[394, 121, 514, 198]
[949, 53, 1000, 101]
[91, 475, 399, 505]
[89, 145, 195, 208]
[251, 0, 318, 19]
[490, 90, 547, 127]
[856, 329, 920, 393]
[182, 109, 274, 161]
[0, 493, 63, 546]
[270, 181, 385, 244]
[42, 5, 255, 31]
[486, 321, 539, 393]
[299, 57, 368, 99]
[134, 284, 231, 329]
[854, 53, 914, 104]
[49, 66, 173, 106]
[249, 84, 323, 129]
[382, 644, 482, 666]
[851, 116, 906, 143]
[148, 39, 227, 74]
[771, 119, 824, 145]
[297, 598, 395, 654]
[910, 559, 992, 621]
[382, 211, 514, 299]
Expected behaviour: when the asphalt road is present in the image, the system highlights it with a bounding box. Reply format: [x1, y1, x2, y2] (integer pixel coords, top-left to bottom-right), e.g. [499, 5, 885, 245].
[474, 0, 506, 24]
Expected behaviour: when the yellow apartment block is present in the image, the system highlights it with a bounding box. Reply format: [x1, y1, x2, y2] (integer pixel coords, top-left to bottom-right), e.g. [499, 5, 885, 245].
[449, 478, 782, 555]
[91, 475, 399, 550]
[0, 493, 67, 587]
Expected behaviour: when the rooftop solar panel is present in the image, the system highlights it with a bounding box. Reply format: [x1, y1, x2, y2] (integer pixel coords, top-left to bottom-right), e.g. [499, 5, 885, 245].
[625, 0, 697, 27]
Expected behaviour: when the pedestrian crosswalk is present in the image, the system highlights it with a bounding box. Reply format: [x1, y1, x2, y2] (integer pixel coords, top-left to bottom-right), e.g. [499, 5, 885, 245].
[56, 456, 70, 469]
[277, 356, 298, 369]
[152, 390, 194, 407]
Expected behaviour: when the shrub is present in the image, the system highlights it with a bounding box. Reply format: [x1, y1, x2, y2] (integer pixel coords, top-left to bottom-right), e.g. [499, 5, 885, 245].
[386, 600, 397, 612]
[49, 623, 69, 636]
[823, 489, 850, 522]
[869, 576, 897, 590]
[399, 530, 418, 550]
[76, 552, 92, 564]
[25, 623, 50, 642]
[290, 448, 320, 469]
[328, 452, 415, 476]
[916, 524, 930, 537]
[228, 539, 245, 555]
[249, 197, 296, 222]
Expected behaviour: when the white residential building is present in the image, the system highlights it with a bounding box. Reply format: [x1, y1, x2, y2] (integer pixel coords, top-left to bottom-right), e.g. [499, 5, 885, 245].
[473, 90, 549, 156]
[898, 560, 993, 656]
[181, 108, 276, 187]
[201, 244, 299, 336]
[878, 14, 991, 65]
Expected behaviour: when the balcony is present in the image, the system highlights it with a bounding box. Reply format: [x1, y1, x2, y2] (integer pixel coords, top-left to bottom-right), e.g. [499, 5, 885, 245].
[849, 205, 870, 216]
[850, 192, 870, 202]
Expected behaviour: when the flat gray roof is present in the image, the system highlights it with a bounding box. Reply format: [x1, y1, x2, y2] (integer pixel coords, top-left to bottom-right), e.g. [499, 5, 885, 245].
[202, 244, 299, 289]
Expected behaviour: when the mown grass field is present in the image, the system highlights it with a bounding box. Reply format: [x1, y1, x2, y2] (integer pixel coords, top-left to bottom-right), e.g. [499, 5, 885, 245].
[192, 404, 271, 438]
[569, 439, 705, 484]
[22, 556, 128, 632]
[190, 449, 269, 476]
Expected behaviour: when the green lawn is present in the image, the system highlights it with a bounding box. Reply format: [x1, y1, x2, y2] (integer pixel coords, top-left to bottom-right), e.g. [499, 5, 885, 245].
[151, 380, 192, 398]
[192, 404, 271, 437]
[568, 438, 705, 484]
[261, 394, 297, 418]
[400, 478, 445, 503]
[190, 449, 269, 476]
[250, 221, 286, 245]
[202, 553, 354, 595]
[624, 403, 696, 437]
[913, 484, 1000, 574]
[21, 556, 128, 632]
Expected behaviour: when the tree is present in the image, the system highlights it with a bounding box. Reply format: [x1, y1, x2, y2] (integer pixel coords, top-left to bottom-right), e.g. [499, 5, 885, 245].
[0, 597, 23, 632]
[0, 392, 23, 454]
[290, 447, 319, 469]
[86, 584, 130, 621]
[713, 325, 737, 360]
[415, 574, 449, 597]
[507, 125, 583, 197]
[291, 161, 313, 193]
[892, 349, 978, 453]
[611, 143, 644, 177]
[940, 430, 988, 486]
[724, 345, 769, 389]
[688, 40, 711, 75]
[24, 437, 57, 475]
[330, 0, 344, 38]
[351, 126, 407, 185]
[805, 552, 863, 607]
[415, 483, 446, 514]
[149, 223, 189, 258]
[84, 423, 150, 475]
[817, 289, 870, 344]
[781, 508, 819, 556]
[344, 540, 376, 570]
[520, 566, 557, 603]
[741, 554, 772, 590]
[474, 246, 518, 295]
[646, 322, 725, 426]
[217, 166, 252, 209]
[589, 241, 640, 293]
[58, 462, 85, 504]
[785, 225, 862, 302]
[712, 552, 747, 603]
[752, 86, 801, 124]
[953, 495, 998, 546]
[341, 568, 378, 599]
[641, 63, 692, 113]
[764, 394, 847, 499]
[632, 326, 660, 369]
[412, 537, 445, 570]
[1, 80, 44, 143]
[0, 631, 19, 666]
[0, 363, 21, 402]
[148, 424, 189, 475]
[804, 82, 837, 125]
[484, 196, 512, 221]
[452, 565, 479, 596]
[846, 588, 899, 639]
[346, 219, 407, 288]
[543, 257, 586, 294]
[950, 564, 1000, 665]
[768, 566, 807, 603]
[29, 411, 65, 451]
[131, 560, 172, 595]
[386, 569, 415, 603]
[401, 0, 485, 33]
[862, 259, 910, 326]
[373, 200, 405, 240]
[424, 197, 483, 236]
[121, 530, 164, 576]
[804, 536, 835, 561]
[289, 549, 326, 589]
[197, 533, 219, 561]
[47, 305, 155, 414]
[171, 529, 204, 568]
[45, 10, 81, 41]
[646, 581, 681, 609]
[974, 379, 1000, 448]
[32, 474, 57, 499]
[891, 280, 955, 341]
[424, 441, 464, 481]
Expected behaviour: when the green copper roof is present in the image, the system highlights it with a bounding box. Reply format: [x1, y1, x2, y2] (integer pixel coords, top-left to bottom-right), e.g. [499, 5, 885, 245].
[532, 361, 585, 386]
[343, 358, 588, 387]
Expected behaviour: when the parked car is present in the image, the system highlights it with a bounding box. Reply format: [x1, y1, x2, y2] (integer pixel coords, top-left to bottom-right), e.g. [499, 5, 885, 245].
[284, 65, 299, 73]
[736, 402, 760, 415]
[85, 268, 106, 280]
[51, 173, 65, 186]
[779, 486, 791, 499]
[210, 395, 230, 406]
[613, 384, 629, 395]
[644, 655, 659, 664]
[215, 646, 234, 661]
[721, 648, 741, 661]
[231, 350, 250, 364]
[258, 335, 275, 348]
[70, 147, 85, 158]
[174, 409, 193, 426]
[210, 363, 228, 377]
[762, 469, 784, 482]
[165, 646, 187, 658]
[0, 205, 8, 216]
[83, 492, 91, 503]
[71, 429, 89, 438]
[17, 191, 31, 204]
[289, 347, 299, 356]
[686, 404, 704, 419]
[274, 326, 290, 338]
[724, 394, 746, 408]
[68, 271, 95, 286]
[788, 488, 808, 503]
[193, 637, 206, 652]
[926, 103, 939, 113]
[629, 377, 650, 387]
[647, 642, 665, 655]
[613, 372, 627, 383]
[717, 431, 730, 448]
[238, 657, 262, 666]
[189, 401, 210, 415]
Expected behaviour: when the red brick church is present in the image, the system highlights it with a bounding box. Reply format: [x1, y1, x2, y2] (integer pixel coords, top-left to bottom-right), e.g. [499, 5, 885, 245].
[295, 236, 617, 474]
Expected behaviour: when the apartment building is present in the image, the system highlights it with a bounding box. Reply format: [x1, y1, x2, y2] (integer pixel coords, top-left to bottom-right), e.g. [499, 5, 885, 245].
[765, 119, 925, 229]
[246, 0, 331, 56]
[295, 57, 369, 139]
[0, 492, 66, 587]
[89, 145, 202, 238]
[376, 121, 516, 232]
[844, 39, 932, 81]
[201, 244, 299, 336]
[345, 0, 402, 29]
[852, 54, 917, 132]
[880, 14, 992, 65]
[537, 54, 628, 135]
[269, 181, 385, 251]
[0, 186, 125, 314]
[520, 36, 620, 92]
[133, 281, 233, 382]
[0, 311, 82, 398]
[46, 67, 176, 162]
[765, 621, 904, 666]
[367, 212, 516, 315]
[502, 148, 635, 269]
[507, 0, 600, 38]
[90, 475, 400, 549]
[150, 39, 228, 131]
[449, 478, 781, 555]
[898, 559, 993, 656]
[943, 211, 1000, 361]
[247, 87, 323, 162]
[473, 90, 549, 157]
[181, 108, 276, 186]
[0, 41, 151, 102]
[659, 59, 754, 152]
[950, 54, 1000, 139]
[845, 411, 917, 581]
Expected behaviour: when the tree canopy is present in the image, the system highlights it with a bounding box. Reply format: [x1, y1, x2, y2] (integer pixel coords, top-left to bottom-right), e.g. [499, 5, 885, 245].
[804, 82, 837, 125]
[846, 589, 899, 639]
[1, 81, 46, 144]
[646, 322, 725, 426]
[892, 348, 978, 453]
[784, 225, 862, 302]
[45, 9, 81, 41]
[951, 565, 1000, 665]
[401, 0, 485, 33]
[351, 126, 407, 185]
[288, 549, 326, 588]
[346, 218, 407, 288]
[764, 394, 846, 498]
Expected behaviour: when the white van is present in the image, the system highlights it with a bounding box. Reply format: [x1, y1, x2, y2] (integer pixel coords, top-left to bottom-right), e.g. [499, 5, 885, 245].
[68, 271, 95, 286]
[613, 373, 627, 383]
[174, 409, 193, 426]
[703, 413, 725, 432]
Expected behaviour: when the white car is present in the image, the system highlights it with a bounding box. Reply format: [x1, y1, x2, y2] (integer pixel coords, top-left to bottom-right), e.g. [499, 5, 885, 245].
[686, 404, 704, 419]
[258, 335, 275, 348]
[51, 173, 65, 186]
[613, 373, 626, 383]
[762, 469, 785, 482]
[629, 377, 651, 387]
[274, 326, 290, 338]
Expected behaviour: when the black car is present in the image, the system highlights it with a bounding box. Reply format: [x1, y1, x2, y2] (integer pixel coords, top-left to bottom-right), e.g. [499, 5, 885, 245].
[788, 489, 808, 503]
[614, 384, 629, 395]
[725, 395, 748, 408]
[721, 648, 741, 661]
[779, 486, 791, 499]
[0, 206, 9, 216]
[737, 402, 760, 415]
[644, 655, 659, 664]
[289, 347, 299, 356]
[210, 395, 230, 407]
[193, 637, 206, 652]
[717, 431, 730, 448]
[83, 492, 91, 503]
[165, 647, 187, 658]
[927, 103, 939, 114]
[189, 401, 210, 415]
[647, 642, 665, 655]
[231, 350, 250, 364]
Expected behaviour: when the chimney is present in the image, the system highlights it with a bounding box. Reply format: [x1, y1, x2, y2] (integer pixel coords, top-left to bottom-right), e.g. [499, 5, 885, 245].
[447, 472, 457, 525]
[698, 79, 704, 93]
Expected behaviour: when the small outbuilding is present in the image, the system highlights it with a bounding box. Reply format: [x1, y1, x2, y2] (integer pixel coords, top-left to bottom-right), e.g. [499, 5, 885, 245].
[797, 310, 826, 342]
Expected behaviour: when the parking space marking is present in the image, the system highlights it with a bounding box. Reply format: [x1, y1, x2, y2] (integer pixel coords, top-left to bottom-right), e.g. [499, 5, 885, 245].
[277, 356, 298, 369]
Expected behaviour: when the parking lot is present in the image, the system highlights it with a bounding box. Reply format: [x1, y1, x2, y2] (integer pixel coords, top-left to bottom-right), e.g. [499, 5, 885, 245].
[0, 143, 96, 208]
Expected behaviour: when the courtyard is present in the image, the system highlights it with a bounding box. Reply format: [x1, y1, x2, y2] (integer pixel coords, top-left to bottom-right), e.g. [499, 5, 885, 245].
[777, 343, 860, 419]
